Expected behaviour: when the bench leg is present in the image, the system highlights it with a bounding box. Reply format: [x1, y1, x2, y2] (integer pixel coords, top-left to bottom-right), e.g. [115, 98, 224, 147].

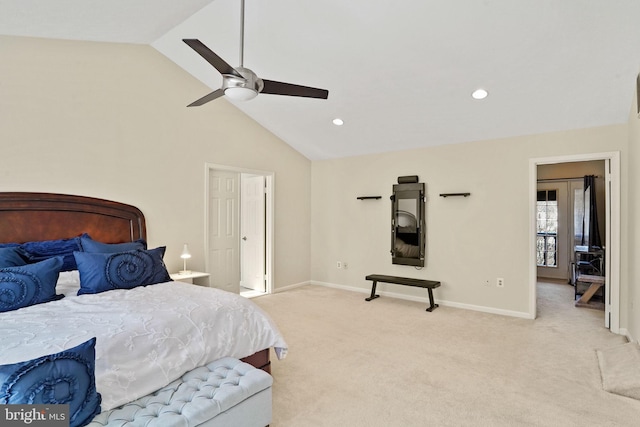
[578, 282, 603, 304]
[365, 281, 380, 301]
[426, 288, 439, 312]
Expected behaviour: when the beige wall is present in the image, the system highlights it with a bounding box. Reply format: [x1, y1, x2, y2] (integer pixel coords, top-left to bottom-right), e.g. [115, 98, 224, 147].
[2, 35, 638, 336]
[311, 125, 627, 316]
[537, 161, 605, 180]
[0, 36, 311, 290]
[627, 79, 640, 341]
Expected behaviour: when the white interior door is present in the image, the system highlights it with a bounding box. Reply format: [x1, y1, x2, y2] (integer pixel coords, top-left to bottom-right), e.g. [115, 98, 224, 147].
[604, 159, 612, 328]
[241, 174, 266, 292]
[536, 182, 569, 280]
[208, 170, 240, 293]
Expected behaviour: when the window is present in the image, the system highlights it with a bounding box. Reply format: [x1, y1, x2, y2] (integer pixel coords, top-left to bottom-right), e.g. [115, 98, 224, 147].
[537, 190, 558, 267]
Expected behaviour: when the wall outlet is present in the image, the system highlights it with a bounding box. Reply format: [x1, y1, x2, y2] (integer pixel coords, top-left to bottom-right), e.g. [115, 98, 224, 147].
[337, 261, 343, 269]
[497, 278, 505, 288]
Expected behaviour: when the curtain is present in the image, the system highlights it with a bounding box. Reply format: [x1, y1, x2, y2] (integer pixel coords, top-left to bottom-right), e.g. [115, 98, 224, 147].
[581, 175, 602, 248]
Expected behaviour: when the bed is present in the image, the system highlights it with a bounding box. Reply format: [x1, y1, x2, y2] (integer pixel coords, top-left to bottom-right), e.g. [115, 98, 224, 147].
[0, 192, 287, 426]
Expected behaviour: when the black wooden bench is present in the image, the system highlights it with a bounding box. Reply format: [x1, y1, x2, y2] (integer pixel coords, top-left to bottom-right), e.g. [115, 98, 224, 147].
[365, 274, 441, 312]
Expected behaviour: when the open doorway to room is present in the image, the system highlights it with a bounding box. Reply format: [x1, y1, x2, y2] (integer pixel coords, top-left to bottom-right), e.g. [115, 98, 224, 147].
[205, 164, 274, 298]
[529, 152, 620, 333]
[536, 161, 607, 312]
[536, 161, 606, 283]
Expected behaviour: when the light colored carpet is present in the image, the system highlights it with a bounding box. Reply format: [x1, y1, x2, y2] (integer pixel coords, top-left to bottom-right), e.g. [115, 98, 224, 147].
[597, 342, 640, 401]
[254, 281, 640, 426]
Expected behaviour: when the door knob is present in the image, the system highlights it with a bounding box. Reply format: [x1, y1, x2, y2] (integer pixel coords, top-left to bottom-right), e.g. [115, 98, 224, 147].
[242, 236, 247, 241]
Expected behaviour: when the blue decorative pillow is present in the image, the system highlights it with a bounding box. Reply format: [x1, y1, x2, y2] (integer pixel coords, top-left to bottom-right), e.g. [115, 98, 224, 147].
[79, 235, 147, 253]
[0, 257, 64, 313]
[20, 235, 85, 272]
[74, 247, 171, 295]
[0, 247, 28, 268]
[0, 242, 20, 249]
[0, 337, 102, 427]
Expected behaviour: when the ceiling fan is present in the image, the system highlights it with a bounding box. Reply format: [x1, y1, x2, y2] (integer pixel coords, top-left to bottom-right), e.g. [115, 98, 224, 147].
[183, 0, 329, 107]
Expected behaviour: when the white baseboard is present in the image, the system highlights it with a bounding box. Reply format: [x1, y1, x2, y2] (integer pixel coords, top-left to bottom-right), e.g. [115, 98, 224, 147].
[618, 328, 635, 343]
[311, 281, 533, 319]
[273, 280, 311, 293]
[438, 299, 534, 319]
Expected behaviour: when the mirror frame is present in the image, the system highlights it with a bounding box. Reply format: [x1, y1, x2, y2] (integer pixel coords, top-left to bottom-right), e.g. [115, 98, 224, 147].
[391, 180, 425, 267]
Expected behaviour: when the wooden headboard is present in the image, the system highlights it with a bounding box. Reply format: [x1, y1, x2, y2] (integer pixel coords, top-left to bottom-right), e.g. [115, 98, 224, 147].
[0, 192, 146, 244]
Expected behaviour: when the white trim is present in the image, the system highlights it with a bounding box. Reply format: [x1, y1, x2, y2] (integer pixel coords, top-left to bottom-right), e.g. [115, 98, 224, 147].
[618, 328, 635, 343]
[272, 281, 311, 293]
[529, 152, 621, 333]
[311, 281, 533, 319]
[205, 163, 275, 176]
[264, 174, 274, 295]
[204, 163, 275, 295]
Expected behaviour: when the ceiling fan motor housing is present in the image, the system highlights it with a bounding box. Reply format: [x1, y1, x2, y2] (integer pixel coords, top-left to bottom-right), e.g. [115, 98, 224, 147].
[223, 67, 264, 94]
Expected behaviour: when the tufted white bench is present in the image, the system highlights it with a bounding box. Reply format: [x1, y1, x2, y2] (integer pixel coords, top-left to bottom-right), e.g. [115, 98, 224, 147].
[88, 357, 273, 427]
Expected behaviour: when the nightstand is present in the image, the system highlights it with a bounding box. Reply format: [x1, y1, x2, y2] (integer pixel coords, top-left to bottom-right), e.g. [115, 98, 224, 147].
[170, 271, 210, 285]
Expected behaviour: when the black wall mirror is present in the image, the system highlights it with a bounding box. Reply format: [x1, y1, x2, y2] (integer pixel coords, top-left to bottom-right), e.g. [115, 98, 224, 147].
[391, 176, 425, 267]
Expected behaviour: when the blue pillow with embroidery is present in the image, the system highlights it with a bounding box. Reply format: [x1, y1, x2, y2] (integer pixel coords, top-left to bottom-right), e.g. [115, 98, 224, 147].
[0, 337, 102, 427]
[78, 235, 147, 253]
[74, 247, 171, 295]
[0, 247, 28, 268]
[0, 257, 64, 313]
[19, 235, 86, 272]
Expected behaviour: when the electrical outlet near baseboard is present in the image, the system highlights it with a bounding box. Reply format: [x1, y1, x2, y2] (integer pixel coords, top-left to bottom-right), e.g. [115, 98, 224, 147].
[497, 278, 505, 288]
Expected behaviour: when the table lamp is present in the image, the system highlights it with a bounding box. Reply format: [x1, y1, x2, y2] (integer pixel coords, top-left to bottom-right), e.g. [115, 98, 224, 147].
[180, 244, 191, 274]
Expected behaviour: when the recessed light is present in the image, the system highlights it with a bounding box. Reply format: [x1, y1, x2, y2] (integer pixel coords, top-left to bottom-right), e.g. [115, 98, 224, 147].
[332, 118, 344, 126]
[472, 89, 488, 100]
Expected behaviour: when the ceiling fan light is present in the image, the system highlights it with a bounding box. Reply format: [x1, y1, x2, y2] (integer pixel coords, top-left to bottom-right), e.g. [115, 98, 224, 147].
[472, 88, 488, 100]
[225, 86, 258, 101]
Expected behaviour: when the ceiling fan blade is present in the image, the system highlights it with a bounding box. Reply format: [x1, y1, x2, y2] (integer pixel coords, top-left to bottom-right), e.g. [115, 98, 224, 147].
[183, 39, 243, 79]
[187, 88, 225, 107]
[261, 80, 329, 99]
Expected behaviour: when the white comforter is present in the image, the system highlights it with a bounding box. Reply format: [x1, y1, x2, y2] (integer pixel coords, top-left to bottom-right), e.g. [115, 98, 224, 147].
[0, 281, 287, 411]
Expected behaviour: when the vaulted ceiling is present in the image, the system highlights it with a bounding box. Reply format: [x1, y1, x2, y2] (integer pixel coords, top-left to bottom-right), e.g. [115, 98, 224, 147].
[2, 0, 640, 160]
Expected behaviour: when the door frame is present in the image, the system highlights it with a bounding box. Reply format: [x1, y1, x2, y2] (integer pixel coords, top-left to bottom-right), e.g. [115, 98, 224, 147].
[204, 163, 274, 295]
[529, 152, 620, 332]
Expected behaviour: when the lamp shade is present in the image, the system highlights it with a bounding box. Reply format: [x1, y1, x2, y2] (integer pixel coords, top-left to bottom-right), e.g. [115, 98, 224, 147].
[180, 244, 191, 259]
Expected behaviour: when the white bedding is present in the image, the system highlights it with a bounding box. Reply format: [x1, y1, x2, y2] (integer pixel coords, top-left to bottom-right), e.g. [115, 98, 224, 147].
[0, 281, 287, 411]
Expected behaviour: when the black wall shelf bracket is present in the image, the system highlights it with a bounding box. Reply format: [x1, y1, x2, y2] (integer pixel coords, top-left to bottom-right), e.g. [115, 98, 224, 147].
[439, 193, 471, 198]
[357, 196, 382, 200]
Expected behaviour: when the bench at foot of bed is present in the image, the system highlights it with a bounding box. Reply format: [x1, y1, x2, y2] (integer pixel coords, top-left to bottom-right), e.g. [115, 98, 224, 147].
[89, 357, 272, 427]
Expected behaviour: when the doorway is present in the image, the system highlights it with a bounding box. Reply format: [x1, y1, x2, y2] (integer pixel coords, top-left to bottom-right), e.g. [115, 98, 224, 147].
[205, 164, 274, 297]
[240, 173, 266, 297]
[529, 152, 620, 333]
